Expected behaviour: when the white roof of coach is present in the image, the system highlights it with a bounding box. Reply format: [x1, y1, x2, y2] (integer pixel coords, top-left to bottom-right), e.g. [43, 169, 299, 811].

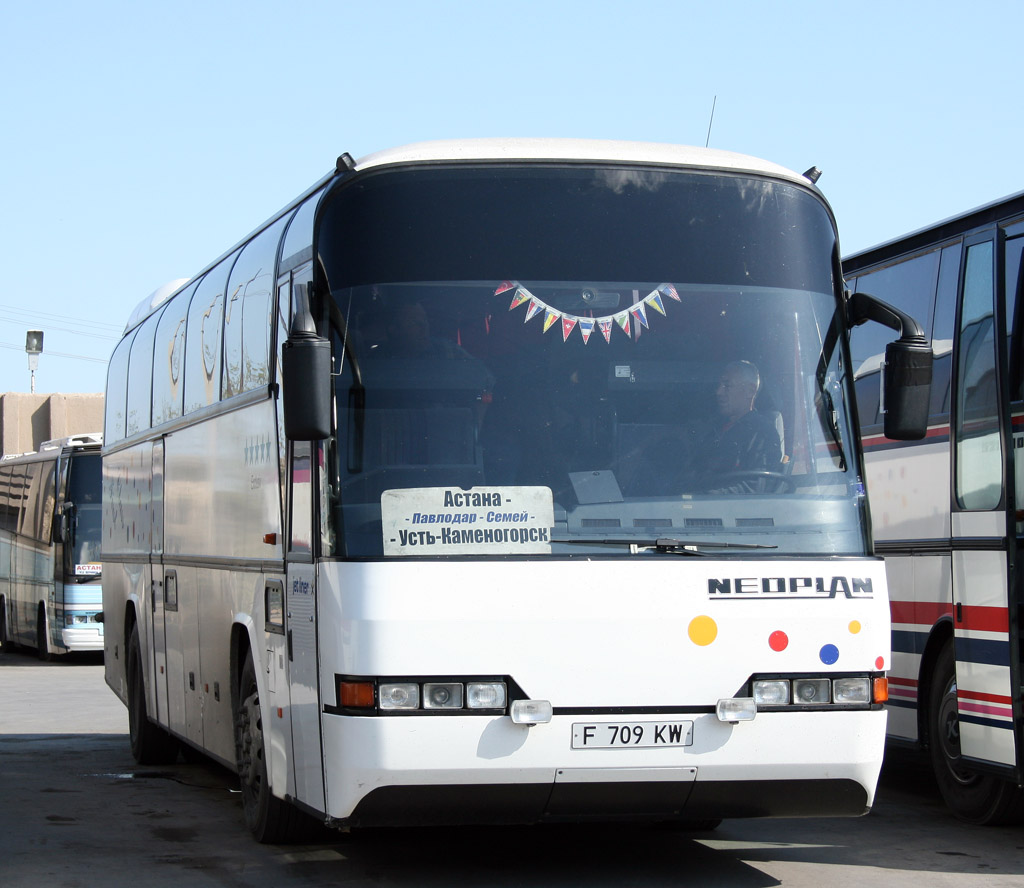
[354, 138, 812, 187]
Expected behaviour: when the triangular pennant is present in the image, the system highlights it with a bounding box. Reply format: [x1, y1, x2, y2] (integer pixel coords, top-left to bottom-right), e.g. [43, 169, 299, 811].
[494, 280, 516, 295]
[524, 298, 544, 322]
[645, 291, 667, 316]
[508, 288, 531, 311]
[578, 317, 595, 344]
[542, 308, 561, 333]
[615, 312, 631, 336]
[561, 316, 578, 341]
[660, 283, 681, 301]
[630, 302, 649, 329]
[598, 319, 614, 343]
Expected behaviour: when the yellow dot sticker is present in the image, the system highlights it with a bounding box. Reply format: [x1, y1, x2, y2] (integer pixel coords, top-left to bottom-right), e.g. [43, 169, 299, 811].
[849, 621, 862, 635]
[688, 615, 718, 646]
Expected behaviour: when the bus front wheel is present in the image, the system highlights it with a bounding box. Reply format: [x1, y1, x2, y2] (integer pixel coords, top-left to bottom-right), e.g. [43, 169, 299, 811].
[126, 624, 179, 764]
[928, 640, 1024, 825]
[235, 655, 300, 843]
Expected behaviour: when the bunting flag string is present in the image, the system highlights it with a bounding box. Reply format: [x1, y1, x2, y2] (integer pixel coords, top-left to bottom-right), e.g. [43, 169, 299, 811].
[498, 281, 680, 345]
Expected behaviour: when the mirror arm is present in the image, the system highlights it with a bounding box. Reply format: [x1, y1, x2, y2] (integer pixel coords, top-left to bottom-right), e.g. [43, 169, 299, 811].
[848, 291, 927, 342]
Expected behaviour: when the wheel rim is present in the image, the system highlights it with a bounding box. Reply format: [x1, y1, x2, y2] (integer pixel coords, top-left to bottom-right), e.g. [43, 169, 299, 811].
[936, 675, 978, 786]
[237, 683, 264, 798]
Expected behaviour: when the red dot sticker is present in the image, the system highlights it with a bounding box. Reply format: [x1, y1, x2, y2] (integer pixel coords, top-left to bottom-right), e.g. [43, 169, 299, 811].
[769, 630, 789, 652]
[875, 656, 885, 670]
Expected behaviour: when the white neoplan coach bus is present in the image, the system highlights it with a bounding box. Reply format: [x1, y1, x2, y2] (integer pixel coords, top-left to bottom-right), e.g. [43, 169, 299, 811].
[845, 191, 1024, 825]
[0, 434, 104, 658]
[101, 140, 931, 841]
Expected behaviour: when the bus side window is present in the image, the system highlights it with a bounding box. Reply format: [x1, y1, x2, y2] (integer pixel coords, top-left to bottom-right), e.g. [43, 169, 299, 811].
[1004, 235, 1024, 400]
[955, 240, 1000, 511]
[153, 281, 199, 427]
[223, 216, 289, 399]
[929, 243, 962, 419]
[183, 257, 233, 415]
[126, 309, 161, 438]
[289, 441, 313, 558]
[104, 329, 136, 445]
[0, 466, 13, 531]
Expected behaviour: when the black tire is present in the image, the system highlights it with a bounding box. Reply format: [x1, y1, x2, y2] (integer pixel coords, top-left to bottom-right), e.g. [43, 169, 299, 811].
[235, 655, 301, 843]
[0, 601, 8, 651]
[928, 640, 1024, 825]
[127, 624, 179, 764]
[36, 606, 52, 662]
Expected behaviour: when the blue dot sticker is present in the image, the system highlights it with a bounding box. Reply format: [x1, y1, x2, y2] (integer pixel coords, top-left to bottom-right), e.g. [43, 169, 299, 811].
[819, 644, 839, 665]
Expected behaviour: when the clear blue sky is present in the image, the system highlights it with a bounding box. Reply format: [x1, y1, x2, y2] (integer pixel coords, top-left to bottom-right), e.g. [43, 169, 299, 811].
[2, 0, 1021, 395]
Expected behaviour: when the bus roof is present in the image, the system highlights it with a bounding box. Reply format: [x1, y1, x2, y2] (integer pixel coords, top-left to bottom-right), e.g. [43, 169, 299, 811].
[845, 188, 1024, 273]
[353, 138, 816, 187]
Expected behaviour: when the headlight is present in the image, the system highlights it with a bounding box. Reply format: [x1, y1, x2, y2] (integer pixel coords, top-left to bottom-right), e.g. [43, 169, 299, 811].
[379, 683, 420, 710]
[752, 679, 791, 706]
[792, 678, 831, 705]
[833, 677, 871, 705]
[467, 682, 507, 709]
[423, 683, 464, 709]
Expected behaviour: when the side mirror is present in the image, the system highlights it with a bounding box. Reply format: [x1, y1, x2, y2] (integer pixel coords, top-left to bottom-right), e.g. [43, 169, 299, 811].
[848, 291, 933, 440]
[282, 334, 332, 440]
[282, 282, 332, 441]
[883, 338, 933, 440]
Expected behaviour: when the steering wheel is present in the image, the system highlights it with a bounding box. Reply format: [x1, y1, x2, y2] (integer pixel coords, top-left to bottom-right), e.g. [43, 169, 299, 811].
[709, 471, 796, 493]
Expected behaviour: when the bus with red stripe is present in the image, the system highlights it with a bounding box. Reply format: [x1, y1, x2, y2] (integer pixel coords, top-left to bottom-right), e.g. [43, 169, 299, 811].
[844, 191, 1024, 824]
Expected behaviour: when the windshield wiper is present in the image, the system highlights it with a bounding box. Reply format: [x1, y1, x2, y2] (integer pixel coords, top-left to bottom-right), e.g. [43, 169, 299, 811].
[553, 537, 778, 556]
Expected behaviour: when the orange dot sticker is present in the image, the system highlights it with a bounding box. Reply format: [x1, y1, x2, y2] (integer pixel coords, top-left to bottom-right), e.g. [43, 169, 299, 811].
[688, 615, 718, 646]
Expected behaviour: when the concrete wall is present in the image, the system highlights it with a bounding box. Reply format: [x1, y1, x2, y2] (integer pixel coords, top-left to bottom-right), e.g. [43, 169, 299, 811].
[0, 392, 104, 457]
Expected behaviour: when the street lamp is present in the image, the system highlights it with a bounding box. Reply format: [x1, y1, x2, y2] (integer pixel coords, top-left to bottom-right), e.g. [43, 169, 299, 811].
[25, 330, 43, 394]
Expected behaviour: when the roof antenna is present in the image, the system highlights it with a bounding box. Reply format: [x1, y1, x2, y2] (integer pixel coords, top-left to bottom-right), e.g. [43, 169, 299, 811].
[705, 96, 717, 148]
[803, 166, 822, 185]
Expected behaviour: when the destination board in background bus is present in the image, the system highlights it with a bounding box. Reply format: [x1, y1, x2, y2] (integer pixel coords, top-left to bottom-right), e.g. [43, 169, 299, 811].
[844, 190, 1024, 825]
[101, 139, 929, 842]
[0, 434, 104, 658]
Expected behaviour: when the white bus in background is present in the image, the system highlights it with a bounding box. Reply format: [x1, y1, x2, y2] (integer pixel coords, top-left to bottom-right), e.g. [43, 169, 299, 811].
[0, 434, 104, 658]
[101, 139, 930, 842]
[845, 190, 1024, 824]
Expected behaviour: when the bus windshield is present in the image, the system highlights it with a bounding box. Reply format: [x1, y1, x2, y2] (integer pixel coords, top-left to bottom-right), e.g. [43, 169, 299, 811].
[317, 165, 866, 558]
[66, 452, 102, 578]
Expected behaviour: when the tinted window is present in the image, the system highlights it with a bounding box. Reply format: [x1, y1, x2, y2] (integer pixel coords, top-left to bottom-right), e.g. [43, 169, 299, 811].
[126, 309, 160, 437]
[184, 260, 232, 414]
[956, 241, 1000, 510]
[929, 243, 962, 418]
[320, 167, 836, 293]
[280, 194, 320, 271]
[848, 248, 940, 378]
[104, 329, 136, 444]
[223, 217, 288, 398]
[1005, 235, 1024, 398]
[152, 280, 198, 426]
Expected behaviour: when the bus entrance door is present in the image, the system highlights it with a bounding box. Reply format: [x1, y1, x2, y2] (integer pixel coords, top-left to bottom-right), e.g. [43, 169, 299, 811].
[282, 439, 325, 812]
[951, 236, 1019, 776]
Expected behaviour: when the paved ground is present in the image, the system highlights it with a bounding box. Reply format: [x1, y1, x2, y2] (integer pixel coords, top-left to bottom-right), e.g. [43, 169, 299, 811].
[1, 648, 1022, 887]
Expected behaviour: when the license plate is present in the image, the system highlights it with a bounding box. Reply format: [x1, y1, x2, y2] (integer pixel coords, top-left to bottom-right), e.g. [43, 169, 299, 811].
[572, 721, 693, 749]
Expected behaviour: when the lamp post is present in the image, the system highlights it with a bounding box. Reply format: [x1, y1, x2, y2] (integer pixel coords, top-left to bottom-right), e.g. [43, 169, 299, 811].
[25, 330, 43, 394]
